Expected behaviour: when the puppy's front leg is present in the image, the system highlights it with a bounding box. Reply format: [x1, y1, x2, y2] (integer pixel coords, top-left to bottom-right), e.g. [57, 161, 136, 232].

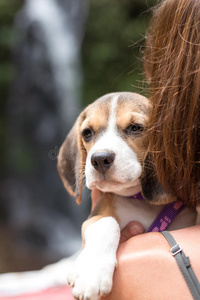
[68, 206, 120, 300]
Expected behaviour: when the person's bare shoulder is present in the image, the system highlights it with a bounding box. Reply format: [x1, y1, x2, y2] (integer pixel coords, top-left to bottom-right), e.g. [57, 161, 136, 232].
[102, 227, 200, 300]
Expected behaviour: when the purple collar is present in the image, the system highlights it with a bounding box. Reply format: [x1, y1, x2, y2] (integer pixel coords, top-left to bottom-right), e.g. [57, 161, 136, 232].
[146, 200, 185, 232]
[129, 192, 145, 200]
[129, 192, 185, 232]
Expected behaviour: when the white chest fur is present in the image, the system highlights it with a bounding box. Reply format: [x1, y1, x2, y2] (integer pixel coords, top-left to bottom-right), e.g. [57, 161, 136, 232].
[114, 195, 164, 231]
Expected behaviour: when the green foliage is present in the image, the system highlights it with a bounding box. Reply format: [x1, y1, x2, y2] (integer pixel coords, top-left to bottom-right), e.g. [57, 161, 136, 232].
[0, 0, 23, 87]
[82, 0, 157, 105]
[0, 0, 23, 174]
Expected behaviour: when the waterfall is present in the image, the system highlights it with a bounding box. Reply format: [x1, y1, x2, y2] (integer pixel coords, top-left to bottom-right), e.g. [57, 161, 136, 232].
[1, 0, 89, 270]
[18, 0, 88, 129]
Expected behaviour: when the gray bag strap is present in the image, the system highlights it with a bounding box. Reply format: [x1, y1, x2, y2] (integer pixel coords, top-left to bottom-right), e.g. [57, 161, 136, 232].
[161, 231, 200, 300]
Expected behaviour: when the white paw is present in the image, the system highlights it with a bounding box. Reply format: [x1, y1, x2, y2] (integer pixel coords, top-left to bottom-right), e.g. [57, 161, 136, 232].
[67, 249, 116, 300]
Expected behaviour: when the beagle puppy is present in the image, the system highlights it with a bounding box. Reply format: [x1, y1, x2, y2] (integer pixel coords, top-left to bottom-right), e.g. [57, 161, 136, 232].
[58, 92, 197, 300]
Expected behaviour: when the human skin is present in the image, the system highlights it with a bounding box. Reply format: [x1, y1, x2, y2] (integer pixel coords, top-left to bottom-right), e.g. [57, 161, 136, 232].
[102, 225, 200, 300]
[91, 190, 200, 300]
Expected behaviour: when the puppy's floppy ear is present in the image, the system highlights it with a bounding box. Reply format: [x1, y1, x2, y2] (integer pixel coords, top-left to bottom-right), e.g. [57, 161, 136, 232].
[57, 112, 86, 205]
[141, 153, 173, 204]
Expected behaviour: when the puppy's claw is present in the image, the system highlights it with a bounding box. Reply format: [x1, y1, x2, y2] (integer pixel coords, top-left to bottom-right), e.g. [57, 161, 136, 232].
[74, 296, 82, 300]
[67, 278, 74, 287]
[69, 281, 75, 287]
[100, 291, 110, 297]
[100, 289, 110, 296]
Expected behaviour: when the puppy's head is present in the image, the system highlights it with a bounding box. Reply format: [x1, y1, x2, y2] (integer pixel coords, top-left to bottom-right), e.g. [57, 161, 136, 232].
[58, 92, 151, 204]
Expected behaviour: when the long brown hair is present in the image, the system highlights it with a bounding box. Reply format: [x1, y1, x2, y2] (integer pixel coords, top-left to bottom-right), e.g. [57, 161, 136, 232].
[144, 0, 200, 206]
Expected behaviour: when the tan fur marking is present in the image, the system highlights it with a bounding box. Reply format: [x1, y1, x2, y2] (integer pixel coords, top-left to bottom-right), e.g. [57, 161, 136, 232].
[81, 111, 108, 134]
[81, 193, 119, 247]
[115, 93, 151, 127]
[116, 93, 150, 113]
[91, 193, 118, 220]
[116, 112, 148, 130]
[114, 93, 151, 168]
[80, 96, 112, 133]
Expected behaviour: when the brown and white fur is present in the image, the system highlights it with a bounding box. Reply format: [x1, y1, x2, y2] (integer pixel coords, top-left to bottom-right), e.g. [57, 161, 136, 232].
[57, 92, 197, 300]
[0, 92, 197, 298]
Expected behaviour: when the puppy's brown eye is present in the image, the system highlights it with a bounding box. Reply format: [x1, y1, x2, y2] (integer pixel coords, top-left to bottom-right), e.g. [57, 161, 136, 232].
[125, 124, 144, 135]
[81, 128, 94, 142]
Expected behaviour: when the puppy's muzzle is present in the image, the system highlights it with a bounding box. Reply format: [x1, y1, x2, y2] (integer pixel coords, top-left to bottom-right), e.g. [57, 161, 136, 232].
[91, 151, 115, 174]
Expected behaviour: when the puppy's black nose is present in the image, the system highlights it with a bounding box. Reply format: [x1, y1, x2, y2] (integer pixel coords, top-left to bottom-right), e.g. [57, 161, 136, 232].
[91, 152, 115, 174]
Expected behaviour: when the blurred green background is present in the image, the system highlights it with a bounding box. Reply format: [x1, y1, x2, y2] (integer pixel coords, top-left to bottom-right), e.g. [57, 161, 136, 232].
[82, 0, 157, 104]
[0, 0, 23, 178]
